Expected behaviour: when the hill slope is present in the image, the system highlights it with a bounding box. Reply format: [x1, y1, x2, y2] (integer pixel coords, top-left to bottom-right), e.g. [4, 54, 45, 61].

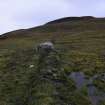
[0, 16, 105, 105]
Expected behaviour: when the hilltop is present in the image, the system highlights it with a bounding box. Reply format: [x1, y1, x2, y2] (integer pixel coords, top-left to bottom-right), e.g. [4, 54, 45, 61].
[46, 16, 95, 24]
[1, 16, 105, 39]
[0, 16, 105, 105]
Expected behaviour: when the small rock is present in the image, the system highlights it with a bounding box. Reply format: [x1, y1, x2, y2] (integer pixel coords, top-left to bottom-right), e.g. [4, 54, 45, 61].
[47, 69, 52, 73]
[29, 65, 34, 68]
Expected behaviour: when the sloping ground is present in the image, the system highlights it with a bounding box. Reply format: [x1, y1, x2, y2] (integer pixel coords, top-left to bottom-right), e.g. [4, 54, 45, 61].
[0, 17, 105, 105]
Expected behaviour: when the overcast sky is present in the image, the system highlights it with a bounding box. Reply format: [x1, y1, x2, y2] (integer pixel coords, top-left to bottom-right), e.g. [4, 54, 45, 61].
[0, 0, 105, 35]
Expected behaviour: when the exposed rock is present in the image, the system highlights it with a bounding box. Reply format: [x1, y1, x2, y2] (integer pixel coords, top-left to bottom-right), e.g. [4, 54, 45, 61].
[29, 64, 34, 68]
[37, 41, 55, 55]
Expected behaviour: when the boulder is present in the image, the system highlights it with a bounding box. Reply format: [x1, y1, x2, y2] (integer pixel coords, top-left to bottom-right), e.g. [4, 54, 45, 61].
[37, 41, 55, 54]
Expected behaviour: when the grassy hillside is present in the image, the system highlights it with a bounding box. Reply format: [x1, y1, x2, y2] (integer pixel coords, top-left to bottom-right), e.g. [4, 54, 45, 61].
[0, 16, 105, 105]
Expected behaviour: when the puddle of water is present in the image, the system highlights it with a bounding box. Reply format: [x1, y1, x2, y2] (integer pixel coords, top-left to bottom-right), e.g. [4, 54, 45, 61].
[87, 85, 100, 105]
[88, 83, 105, 105]
[69, 72, 105, 105]
[70, 72, 87, 89]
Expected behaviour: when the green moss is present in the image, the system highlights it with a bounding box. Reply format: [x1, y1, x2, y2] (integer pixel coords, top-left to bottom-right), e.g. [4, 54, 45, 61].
[80, 86, 88, 96]
[69, 92, 91, 105]
[93, 79, 105, 92]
